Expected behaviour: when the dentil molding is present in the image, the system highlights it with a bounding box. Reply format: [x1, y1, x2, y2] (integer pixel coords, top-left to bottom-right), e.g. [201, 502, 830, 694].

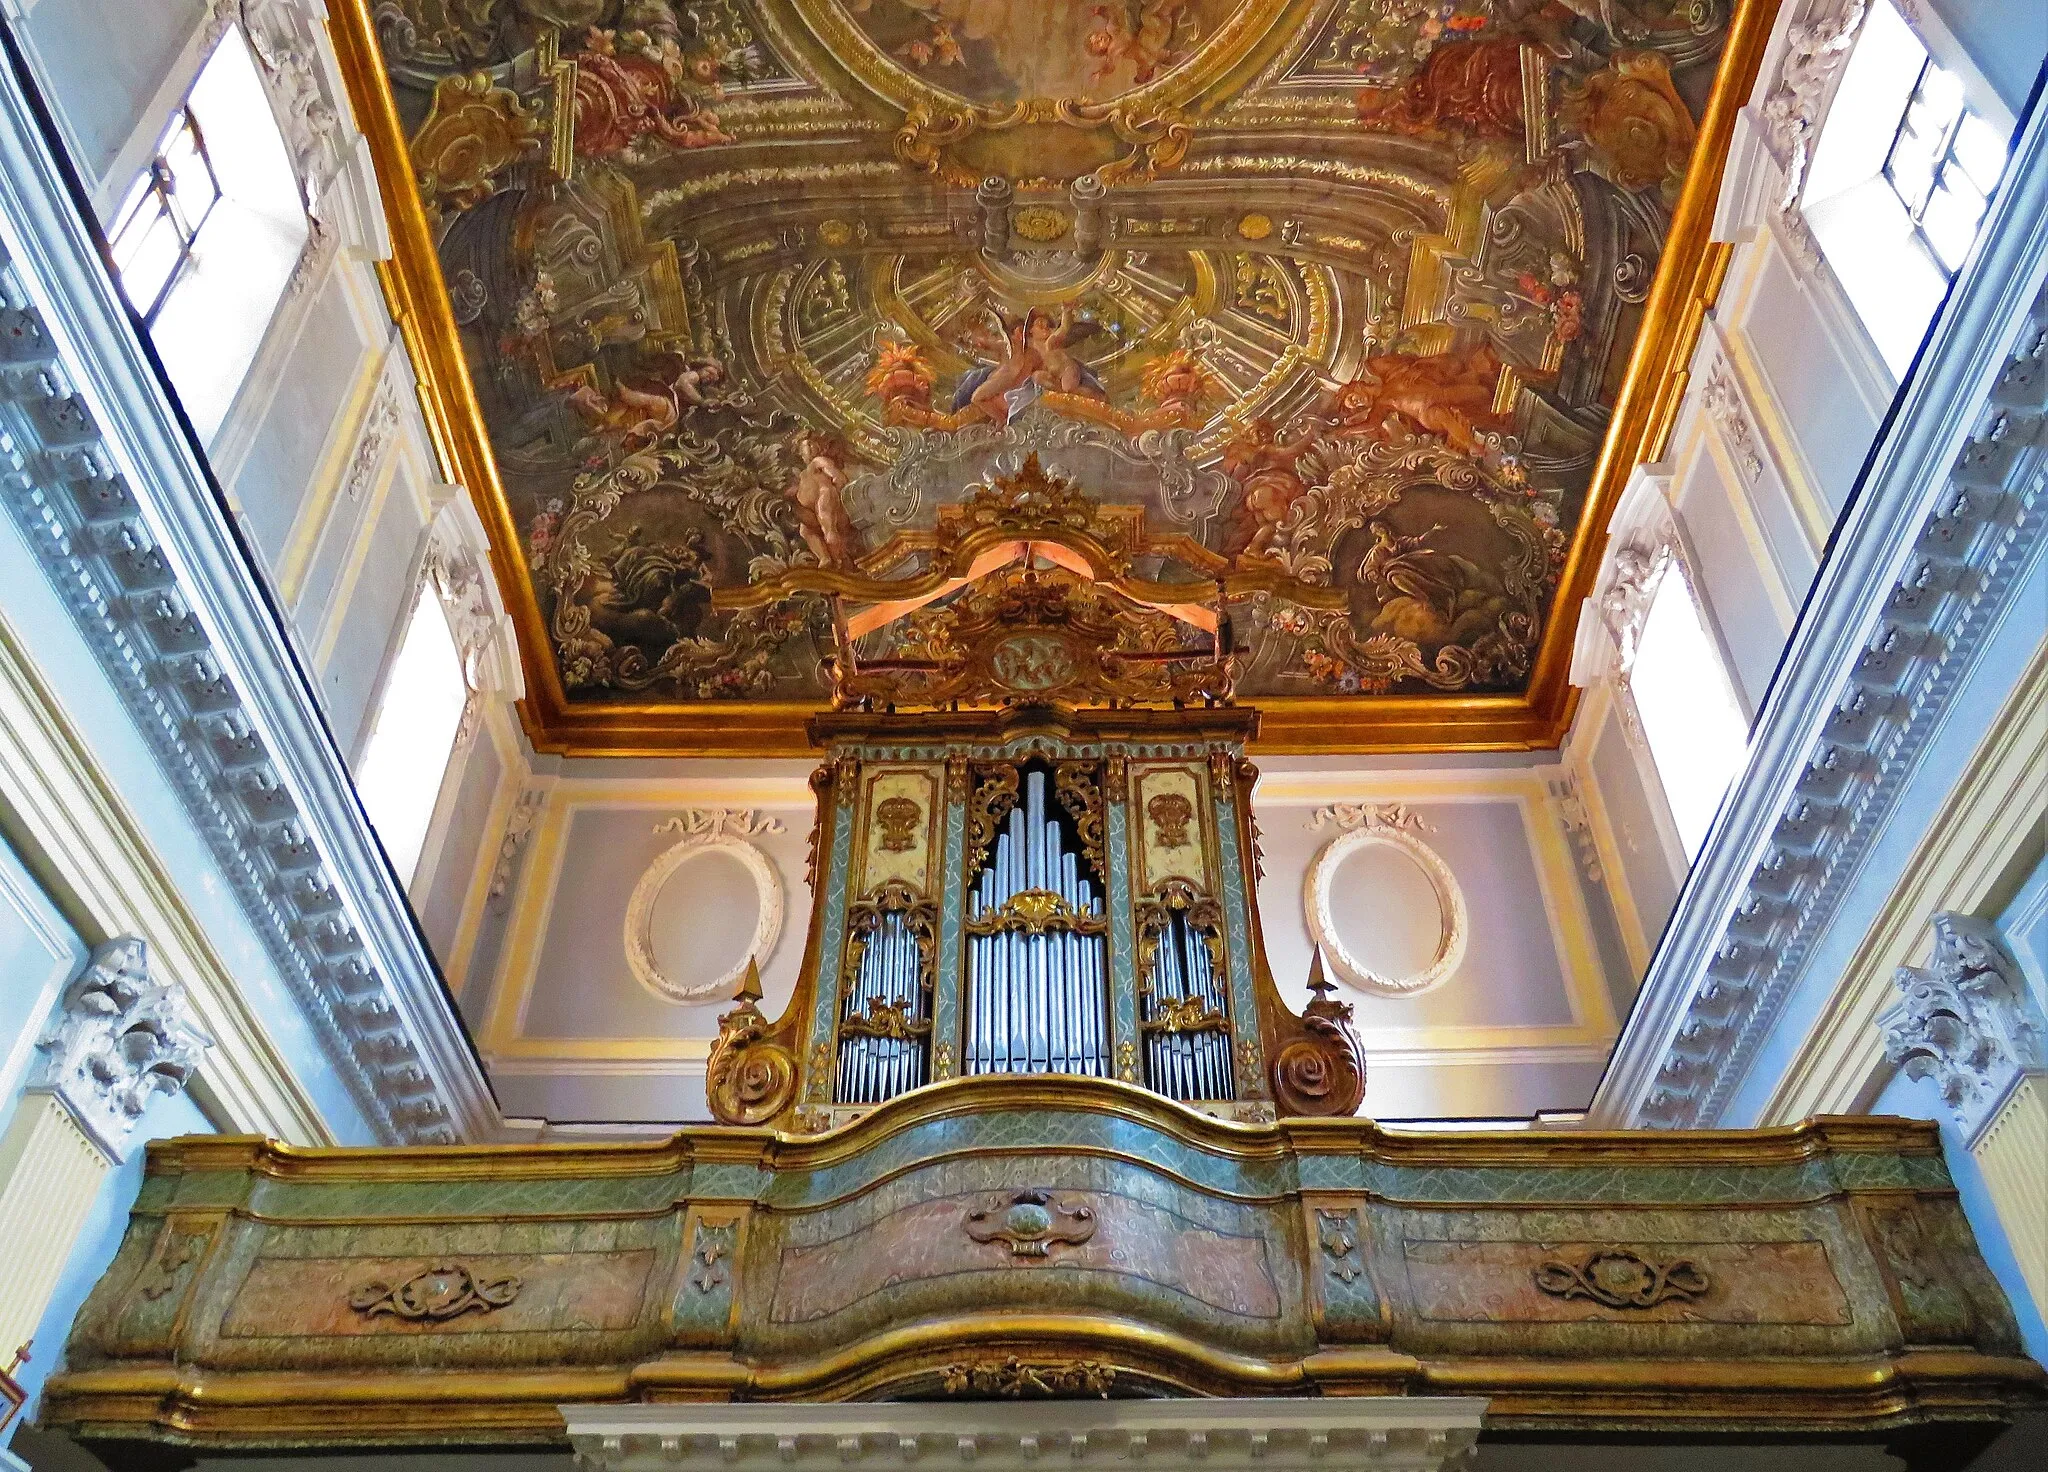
[0, 45, 492, 1142]
[1590, 100, 2048, 1129]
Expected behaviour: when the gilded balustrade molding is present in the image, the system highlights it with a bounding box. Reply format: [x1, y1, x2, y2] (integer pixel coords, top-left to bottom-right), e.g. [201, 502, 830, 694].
[40, 1079, 2044, 1451]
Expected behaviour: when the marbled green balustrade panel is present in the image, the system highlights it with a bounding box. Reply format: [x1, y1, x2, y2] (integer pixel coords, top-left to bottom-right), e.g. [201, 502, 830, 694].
[932, 791, 968, 1063]
[808, 782, 859, 1047]
[1105, 799, 1139, 1067]
[232, 1169, 696, 1222]
[1210, 795, 1263, 1094]
[1358, 1153, 1948, 1206]
[742, 1148, 1315, 1359]
[673, 1214, 742, 1339]
[1369, 1201, 1910, 1361]
[758, 1107, 1301, 1209]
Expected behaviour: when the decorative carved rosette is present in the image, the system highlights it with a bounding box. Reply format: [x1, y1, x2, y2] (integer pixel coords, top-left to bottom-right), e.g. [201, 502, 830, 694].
[706, 962, 799, 1127]
[1270, 951, 1366, 1118]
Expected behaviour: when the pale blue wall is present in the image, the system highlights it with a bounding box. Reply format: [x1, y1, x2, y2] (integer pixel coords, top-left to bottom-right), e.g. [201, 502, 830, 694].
[3, 1091, 213, 1437]
[0, 836, 85, 1105]
[16, 0, 206, 189]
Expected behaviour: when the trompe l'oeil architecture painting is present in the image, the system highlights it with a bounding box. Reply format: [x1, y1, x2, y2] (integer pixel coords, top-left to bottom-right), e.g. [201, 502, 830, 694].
[0, 0, 2043, 1468]
[368, 0, 1729, 751]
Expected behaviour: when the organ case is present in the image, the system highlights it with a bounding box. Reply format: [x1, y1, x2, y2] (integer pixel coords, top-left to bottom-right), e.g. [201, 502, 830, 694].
[706, 707, 1366, 1130]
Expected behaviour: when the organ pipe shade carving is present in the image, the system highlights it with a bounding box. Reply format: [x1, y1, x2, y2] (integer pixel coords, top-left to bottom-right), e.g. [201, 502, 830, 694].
[1137, 880, 1234, 1102]
[836, 881, 939, 1105]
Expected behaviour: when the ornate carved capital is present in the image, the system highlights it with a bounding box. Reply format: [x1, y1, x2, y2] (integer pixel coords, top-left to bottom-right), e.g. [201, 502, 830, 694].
[33, 938, 212, 1161]
[1879, 913, 2047, 1143]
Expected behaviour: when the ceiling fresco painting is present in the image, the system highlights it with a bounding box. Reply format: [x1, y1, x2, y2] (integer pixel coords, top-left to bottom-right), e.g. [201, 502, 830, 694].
[366, 0, 1736, 743]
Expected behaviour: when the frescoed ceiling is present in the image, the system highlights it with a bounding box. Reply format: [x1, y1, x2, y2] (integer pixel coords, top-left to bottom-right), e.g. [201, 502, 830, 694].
[360, 0, 1741, 751]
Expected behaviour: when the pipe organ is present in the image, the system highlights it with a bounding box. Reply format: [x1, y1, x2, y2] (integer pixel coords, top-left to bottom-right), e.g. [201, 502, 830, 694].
[707, 706, 1366, 1130]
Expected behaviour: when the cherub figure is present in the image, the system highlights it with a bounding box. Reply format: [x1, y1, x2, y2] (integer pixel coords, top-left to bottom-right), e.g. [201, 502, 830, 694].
[1086, 1, 1194, 87]
[564, 358, 725, 451]
[784, 431, 864, 570]
[1325, 344, 1508, 456]
[1221, 416, 1317, 562]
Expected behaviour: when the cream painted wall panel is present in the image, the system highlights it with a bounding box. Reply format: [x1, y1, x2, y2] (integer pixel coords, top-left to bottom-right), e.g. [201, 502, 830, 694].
[1728, 237, 1884, 523]
[0, 1093, 110, 1355]
[1974, 1076, 2048, 1323]
[224, 269, 376, 568]
[1586, 713, 1681, 957]
[418, 730, 504, 962]
[1671, 439, 1792, 714]
[517, 805, 812, 1042]
[1258, 799, 1577, 1032]
[316, 466, 427, 760]
[16, 0, 206, 185]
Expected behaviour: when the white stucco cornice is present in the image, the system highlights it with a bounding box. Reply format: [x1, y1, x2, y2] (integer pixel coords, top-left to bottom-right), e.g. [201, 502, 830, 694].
[1591, 98, 2048, 1129]
[0, 35, 494, 1142]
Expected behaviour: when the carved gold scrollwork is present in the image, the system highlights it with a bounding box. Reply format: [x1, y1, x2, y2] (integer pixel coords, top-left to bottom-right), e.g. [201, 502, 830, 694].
[1146, 791, 1194, 849]
[1270, 950, 1366, 1118]
[963, 1190, 1097, 1259]
[964, 889, 1109, 938]
[874, 795, 923, 853]
[706, 961, 799, 1127]
[939, 1358, 1116, 1398]
[965, 764, 1022, 874]
[1135, 879, 1225, 1024]
[1052, 761, 1105, 876]
[408, 72, 545, 214]
[1533, 1249, 1712, 1310]
[840, 880, 940, 1008]
[347, 1263, 520, 1322]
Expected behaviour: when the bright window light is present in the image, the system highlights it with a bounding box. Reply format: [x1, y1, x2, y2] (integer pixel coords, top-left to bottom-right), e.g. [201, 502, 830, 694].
[355, 585, 468, 884]
[1629, 567, 1749, 858]
[116, 28, 309, 440]
[1882, 62, 2007, 272]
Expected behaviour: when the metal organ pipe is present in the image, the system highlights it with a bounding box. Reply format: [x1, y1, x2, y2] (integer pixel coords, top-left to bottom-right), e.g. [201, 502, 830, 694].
[963, 768, 1108, 1080]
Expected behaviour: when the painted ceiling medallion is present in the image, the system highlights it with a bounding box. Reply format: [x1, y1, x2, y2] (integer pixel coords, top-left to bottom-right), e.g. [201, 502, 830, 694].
[354, 0, 1745, 752]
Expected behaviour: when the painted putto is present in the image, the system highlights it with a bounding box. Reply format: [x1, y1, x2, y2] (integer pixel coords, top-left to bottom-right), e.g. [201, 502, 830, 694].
[372, 0, 1732, 732]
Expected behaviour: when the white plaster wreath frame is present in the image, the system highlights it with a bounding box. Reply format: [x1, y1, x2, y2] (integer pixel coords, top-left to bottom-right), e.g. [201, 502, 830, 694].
[1303, 826, 1468, 996]
[625, 836, 784, 1004]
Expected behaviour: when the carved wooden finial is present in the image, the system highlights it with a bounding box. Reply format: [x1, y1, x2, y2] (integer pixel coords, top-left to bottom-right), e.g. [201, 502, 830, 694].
[1306, 947, 1336, 1001]
[737, 957, 763, 1004]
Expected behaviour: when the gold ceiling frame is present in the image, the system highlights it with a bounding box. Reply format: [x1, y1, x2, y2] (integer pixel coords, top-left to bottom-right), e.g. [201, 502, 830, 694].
[326, 0, 1779, 758]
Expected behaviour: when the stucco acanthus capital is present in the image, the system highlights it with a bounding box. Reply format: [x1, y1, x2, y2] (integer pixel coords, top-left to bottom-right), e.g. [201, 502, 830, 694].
[1879, 913, 2046, 1143]
[33, 938, 214, 1161]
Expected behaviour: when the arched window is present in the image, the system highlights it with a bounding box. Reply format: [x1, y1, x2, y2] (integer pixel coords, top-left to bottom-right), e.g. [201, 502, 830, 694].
[353, 581, 469, 884]
[1627, 559, 1749, 858]
[106, 28, 308, 438]
[1800, 0, 2011, 376]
